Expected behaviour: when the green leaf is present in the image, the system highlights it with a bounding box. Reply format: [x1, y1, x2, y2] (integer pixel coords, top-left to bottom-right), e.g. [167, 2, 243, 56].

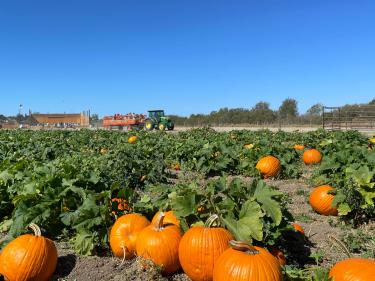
[171, 193, 196, 217]
[337, 203, 351, 215]
[254, 180, 282, 225]
[140, 194, 151, 203]
[72, 230, 96, 256]
[222, 200, 263, 242]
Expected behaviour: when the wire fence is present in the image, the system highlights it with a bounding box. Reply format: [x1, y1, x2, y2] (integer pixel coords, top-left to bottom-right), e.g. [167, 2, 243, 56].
[323, 105, 375, 131]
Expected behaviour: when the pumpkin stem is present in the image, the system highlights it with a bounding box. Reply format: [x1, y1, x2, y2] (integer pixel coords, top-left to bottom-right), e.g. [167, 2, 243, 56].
[204, 214, 219, 227]
[28, 223, 41, 237]
[229, 240, 259, 255]
[120, 246, 127, 265]
[154, 212, 166, 231]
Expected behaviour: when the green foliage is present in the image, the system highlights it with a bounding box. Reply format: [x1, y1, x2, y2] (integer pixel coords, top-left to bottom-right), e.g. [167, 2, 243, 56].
[0, 127, 374, 260]
[283, 266, 331, 281]
[311, 130, 375, 222]
[143, 177, 294, 246]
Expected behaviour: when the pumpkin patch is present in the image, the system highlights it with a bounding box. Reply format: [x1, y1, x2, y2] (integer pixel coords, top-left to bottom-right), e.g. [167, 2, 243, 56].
[0, 128, 373, 280]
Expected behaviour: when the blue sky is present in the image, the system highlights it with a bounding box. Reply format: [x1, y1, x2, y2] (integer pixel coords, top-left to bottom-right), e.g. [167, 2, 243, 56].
[1, 0, 374, 117]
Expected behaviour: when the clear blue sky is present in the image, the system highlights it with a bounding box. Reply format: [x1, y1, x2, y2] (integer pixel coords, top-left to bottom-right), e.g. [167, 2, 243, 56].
[1, 0, 374, 117]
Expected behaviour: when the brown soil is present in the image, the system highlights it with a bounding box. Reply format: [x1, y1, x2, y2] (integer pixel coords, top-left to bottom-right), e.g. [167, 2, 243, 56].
[51, 244, 190, 281]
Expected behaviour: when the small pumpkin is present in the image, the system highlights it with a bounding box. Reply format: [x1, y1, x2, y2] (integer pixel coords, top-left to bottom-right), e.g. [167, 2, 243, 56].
[151, 210, 180, 227]
[309, 185, 338, 216]
[244, 143, 254, 149]
[128, 135, 138, 144]
[110, 213, 150, 260]
[269, 246, 286, 266]
[302, 149, 322, 165]
[213, 240, 282, 281]
[171, 163, 181, 171]
[179, 214, 233, 281]
[111, 198, 131, 215]
[0, 223, 58, 281]
[293, 144, 305, 150]
[329, 257, 375, 280]
[136, 212, 182, 274]
[292, 223, 305, 235]
[256, 155, 281, 178]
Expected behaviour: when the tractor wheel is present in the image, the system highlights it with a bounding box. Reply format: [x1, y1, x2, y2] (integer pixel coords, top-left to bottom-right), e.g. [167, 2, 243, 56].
[145, 119, 154, 131]
[158, 123, 166, 131]
[167, 123, 174, 130]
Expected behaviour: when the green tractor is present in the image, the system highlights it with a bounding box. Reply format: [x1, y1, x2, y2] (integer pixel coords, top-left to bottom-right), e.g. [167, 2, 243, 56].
[144, 110, 174, 131]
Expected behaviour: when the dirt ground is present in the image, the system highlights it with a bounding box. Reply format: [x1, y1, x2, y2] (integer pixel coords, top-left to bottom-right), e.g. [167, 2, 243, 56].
[174, 126, 321, 132]
[1, 169, 374, 281]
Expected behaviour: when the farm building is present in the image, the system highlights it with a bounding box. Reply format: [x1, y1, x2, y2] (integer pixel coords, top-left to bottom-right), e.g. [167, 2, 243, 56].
[28, 112, 90, 128]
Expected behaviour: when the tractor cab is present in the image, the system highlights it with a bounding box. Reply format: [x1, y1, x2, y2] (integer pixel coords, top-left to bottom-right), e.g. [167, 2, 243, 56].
[145, 110, 174, 131]
[148, 110, 165, 121]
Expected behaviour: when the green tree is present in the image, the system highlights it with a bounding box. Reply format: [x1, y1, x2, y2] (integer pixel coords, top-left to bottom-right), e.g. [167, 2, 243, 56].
[250, 102, 277, 124]
[279, 98, 298, 119]
[307, 103, 323, 116]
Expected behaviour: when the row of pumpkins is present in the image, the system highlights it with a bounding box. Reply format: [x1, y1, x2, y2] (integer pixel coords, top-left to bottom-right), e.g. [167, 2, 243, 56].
[0, 211, 374, 280]
[256, 147, 338, 216]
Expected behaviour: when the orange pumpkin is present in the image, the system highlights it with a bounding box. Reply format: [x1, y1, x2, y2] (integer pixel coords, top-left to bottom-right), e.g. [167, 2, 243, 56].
[293, 144, 305, 150]
[329, 257, 375, 280]
[151, 210, 180, 227]
[213, 240, 282, 281]
[110, 213, 150, 260]
[179, 214, 233, 281]
[128, 135, 138, 144]
[244, 143, 254, 149]
[292, 223, 305, 235]
[302, 149, 322, 165]
[136, 212, 182, 274]
[309, 185, 338, 216]
[0, 223, 57, 281]
[269, 246, 286, 266]
[171, 163, 181, 171]
[255, 155, 281, 178]
[111, 198, 131, 214]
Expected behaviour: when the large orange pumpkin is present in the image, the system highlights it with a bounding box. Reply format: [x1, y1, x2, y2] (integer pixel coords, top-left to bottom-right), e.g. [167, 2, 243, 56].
[151, 210, 180, 227]
[178, 214, 233, 281]
[329, 257, 375, 280]
[302, 149, 322, 164]
[213, 240, 282, 281]
[309, 185, 338, 216]
[255, 155, 281, 178]
[110, 213, 150, 260]
[0, 223, 57, 281]
[136, 212, 182, 274]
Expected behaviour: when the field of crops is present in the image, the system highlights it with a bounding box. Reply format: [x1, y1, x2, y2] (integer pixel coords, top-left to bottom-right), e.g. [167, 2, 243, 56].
[0, 128, 374, 280]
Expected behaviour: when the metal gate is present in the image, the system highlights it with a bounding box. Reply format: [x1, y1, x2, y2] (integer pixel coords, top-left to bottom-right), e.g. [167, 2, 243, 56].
[323, 105, 375, 131]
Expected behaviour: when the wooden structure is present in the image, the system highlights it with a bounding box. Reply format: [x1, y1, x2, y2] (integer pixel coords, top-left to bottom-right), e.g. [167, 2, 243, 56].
[29, 112, 90, 128]
[323, 105, 375, 131]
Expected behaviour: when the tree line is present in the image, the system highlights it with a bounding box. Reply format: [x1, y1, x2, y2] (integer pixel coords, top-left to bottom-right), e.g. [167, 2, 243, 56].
[170, 98, 323, 127]
[170, 98, 375, 127]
